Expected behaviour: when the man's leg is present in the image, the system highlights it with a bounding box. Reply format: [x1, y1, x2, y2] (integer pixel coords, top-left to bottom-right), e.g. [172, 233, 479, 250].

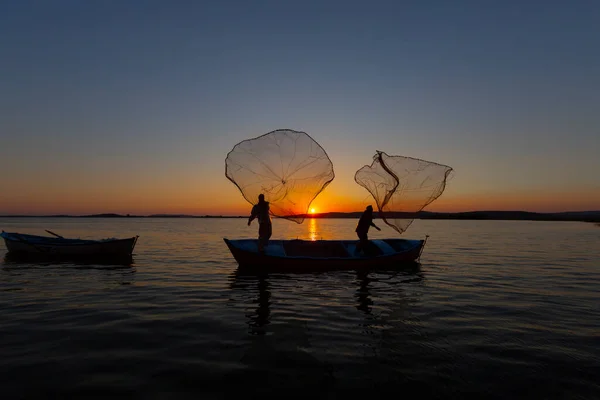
[257, 224, 264, 252]
[356, 231, 368, 254]
[264, 223, 272, 247]
[258, 223, 271, 252]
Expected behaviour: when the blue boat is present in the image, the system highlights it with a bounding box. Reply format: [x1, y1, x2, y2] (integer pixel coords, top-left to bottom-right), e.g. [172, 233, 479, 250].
[223, 237, 427, 270]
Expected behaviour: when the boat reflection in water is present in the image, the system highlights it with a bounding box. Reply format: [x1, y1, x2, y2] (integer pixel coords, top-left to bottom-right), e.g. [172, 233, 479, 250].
[355, 270, 374, 315]
[354, 263, 424, 316]
[228, 270, 272, 335]
[227, 262, 426, 391]
[1, 252, 137, 288]
[353, 264, 424, 340]
[227, 268, 336, 391]
[2, 251, 135, 269]
[2, 248, 136, 285]
[229, 260, 424, 335]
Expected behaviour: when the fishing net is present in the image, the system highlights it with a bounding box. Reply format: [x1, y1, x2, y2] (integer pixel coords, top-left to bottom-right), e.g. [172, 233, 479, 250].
[225, 129, 335, 224]
[355, 150, 453, 234]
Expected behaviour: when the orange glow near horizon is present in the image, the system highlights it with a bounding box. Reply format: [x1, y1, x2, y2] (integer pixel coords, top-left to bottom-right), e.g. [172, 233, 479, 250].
[0, 180, 598, 216]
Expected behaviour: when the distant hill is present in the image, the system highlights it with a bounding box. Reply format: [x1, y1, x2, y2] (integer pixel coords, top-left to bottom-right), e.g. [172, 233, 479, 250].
[293, 210, 600, 223]
[424, 210, 600, 222]
[1, 210, 599, 222]
[81, 213, 131, 218]
[420, 210, 600, 222]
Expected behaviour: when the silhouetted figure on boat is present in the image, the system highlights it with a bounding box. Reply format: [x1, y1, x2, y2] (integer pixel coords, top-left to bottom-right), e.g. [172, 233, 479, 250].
[248, 194, 272, 252]
[355, 205, 381, 255]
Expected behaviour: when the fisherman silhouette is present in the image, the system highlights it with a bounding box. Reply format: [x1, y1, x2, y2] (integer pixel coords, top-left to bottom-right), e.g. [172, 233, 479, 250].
[355, 205, 381, 255]
[248, 194, 272, 252]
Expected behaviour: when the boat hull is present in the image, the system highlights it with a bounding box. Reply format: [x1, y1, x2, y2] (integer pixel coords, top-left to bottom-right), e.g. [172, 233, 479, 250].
[1, 231, 138, 261]
[223, 237, 426, 271]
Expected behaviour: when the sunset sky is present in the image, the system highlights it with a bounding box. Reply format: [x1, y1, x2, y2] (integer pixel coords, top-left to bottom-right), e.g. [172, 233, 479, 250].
[1, 0, 598, 215]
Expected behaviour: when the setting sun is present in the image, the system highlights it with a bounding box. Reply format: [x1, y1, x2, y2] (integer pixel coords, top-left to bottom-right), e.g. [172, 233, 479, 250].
[310, 208, 316, 214]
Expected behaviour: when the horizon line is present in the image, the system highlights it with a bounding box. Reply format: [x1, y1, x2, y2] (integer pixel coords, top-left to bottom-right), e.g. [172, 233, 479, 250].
[1, 209, 599, 218]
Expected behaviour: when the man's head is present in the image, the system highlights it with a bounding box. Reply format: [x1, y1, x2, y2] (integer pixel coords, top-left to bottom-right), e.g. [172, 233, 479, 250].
[366, 205, 373, 211]
[258, 194, 265, 202]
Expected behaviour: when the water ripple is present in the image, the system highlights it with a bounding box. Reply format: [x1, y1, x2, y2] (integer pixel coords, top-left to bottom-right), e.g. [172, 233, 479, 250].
[0, 218, 599, 398]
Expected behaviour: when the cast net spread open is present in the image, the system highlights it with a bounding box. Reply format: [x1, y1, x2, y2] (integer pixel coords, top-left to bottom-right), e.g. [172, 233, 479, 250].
[225, 129, 335, 224]
[355, 150, 453, 234]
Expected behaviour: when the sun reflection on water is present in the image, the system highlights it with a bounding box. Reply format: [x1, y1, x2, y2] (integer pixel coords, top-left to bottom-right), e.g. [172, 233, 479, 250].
[309, 218, 318, 241]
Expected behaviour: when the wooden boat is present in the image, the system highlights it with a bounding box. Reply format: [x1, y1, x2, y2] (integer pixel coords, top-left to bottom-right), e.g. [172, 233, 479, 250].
[223, 236, 427, 270]
[1, 230, 138, 260]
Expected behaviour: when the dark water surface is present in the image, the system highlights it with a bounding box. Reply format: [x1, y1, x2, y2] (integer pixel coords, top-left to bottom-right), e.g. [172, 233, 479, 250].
[1, 218, 599, 399]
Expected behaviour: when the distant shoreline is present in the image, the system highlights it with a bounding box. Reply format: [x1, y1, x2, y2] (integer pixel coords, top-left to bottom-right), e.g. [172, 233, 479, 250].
[1, 211, 599, 223]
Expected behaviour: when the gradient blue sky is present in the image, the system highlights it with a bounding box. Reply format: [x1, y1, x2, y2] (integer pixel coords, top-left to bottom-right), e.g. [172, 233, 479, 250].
[1, 0, 598, 215]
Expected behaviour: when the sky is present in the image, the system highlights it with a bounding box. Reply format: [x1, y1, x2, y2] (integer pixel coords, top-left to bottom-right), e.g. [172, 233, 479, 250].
[1, 0, 598, 215]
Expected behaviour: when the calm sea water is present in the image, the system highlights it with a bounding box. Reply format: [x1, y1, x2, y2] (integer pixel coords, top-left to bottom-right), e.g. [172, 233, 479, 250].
[1, 218, 599, 399]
